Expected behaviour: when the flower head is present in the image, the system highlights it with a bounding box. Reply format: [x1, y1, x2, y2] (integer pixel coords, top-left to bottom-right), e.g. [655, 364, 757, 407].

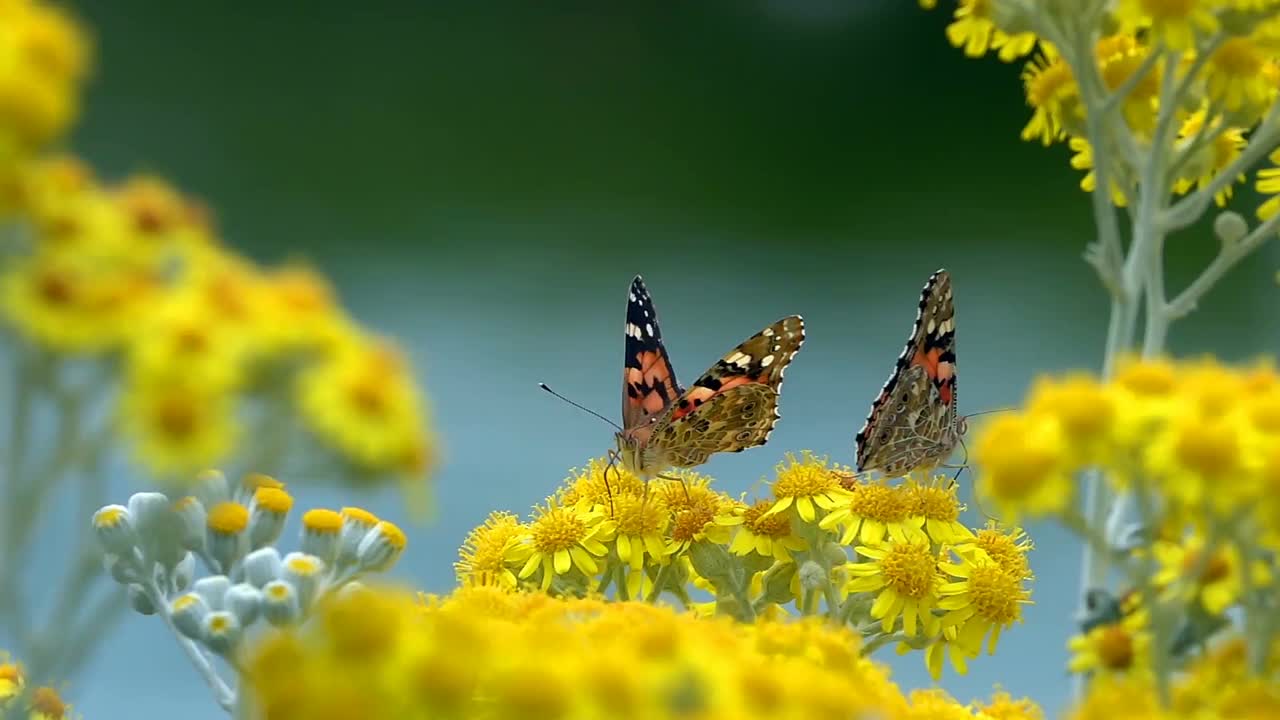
[846, 537, 942, 636]
[727, 499, 806, 562]
[456, 511, 525, 589]
[765, 451, 849, 523]
[507, 498, 612, 591]
[974, 414, 1071, 520]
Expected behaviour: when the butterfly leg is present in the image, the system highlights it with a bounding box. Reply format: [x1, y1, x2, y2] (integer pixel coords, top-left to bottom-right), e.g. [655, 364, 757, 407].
[656, 473, 690, 501]
[603, 449, 621, 516]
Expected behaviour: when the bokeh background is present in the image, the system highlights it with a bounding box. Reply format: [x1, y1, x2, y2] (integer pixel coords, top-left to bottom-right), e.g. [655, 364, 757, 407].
[24, 0, 1280, 716]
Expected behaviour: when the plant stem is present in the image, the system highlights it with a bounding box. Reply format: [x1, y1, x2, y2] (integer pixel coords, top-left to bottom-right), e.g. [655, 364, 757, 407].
[147, 581, 236, 714]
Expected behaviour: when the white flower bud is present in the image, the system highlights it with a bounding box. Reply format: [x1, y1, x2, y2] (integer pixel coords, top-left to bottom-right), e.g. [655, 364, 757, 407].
[201, 611, 241, 655]
[172, 552, 196, 592]
[128, 584, 156, 615]
[172, 496, 207, 553]
[193, 575, 232, 612]
[104, 552, 143, 585]
[282, 553, 325, 610]
[92, 505, 138, 556]
[129, 492, 182, 567]
[335, 507, 379, 568]
[300, 509, 343, 567]
[1214, 211, 1248, 247]
[224, 583, 263, 627]
[242, 547, 283, 588]
[355, 521, 406, 573]
[247, 487, 292, 550]
[170, 593, 209, 641]
[205, 502, 250, 574]
[194, 469, 231, 508]
[798, 560, 827, 592]
[262, 580, 300, 626]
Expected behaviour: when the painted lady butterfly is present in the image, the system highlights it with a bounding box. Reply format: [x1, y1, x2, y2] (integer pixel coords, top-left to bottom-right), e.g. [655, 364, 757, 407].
[854, 269, 963, 476]
[616, 275, 805, 480]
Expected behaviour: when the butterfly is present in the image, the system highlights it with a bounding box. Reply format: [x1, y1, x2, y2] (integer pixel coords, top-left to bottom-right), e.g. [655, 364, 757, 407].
[614, 275, 805, 481]
[854, 269, 963, 477]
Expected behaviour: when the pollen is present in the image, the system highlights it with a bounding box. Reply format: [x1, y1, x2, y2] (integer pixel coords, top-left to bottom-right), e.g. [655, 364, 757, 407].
[1213, 37, 1264, 77]
[208, 614, 233, 633]
[1096, 625, 1135, 670]
[907, 484, 959, 522]
[1174, 419, 1241, 477]
[303, 509, 344, 534]
[457, 511, 523, 581]
[375, 521, 407, 550]
[742, 499, 791, 538]
[254, 486, 293, 514]
[773, 453, 838, 498]
[1249, 394, 1280, 433]
[848, 484, 910, 522]
[530, 504, 588, 553]
[1181, 548, 1232, 584]
[879, 542, 938, 600]
[1024, 54, 1074, 107]
[671, 505, 716, 543]
[968, 565, 1025, 625]
[172, 594, 202, 612]
[341, 507, 379, 527]
[972, 526, 1033, 579]
[286, 554, 324, 576]
[207, 501, 249, 534]
[612, 493, 666, 536]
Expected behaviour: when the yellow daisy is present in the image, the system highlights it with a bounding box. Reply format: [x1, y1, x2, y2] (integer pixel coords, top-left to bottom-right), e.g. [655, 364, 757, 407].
[506, 498, 614, 592]
[846, 537, 942, 637]
[937, 550, 1031, 657]
[819, 481, 922, 545]
[764, 451, 850, 523]
[725, 499, 807, 562]
[455, 511, 525, 589]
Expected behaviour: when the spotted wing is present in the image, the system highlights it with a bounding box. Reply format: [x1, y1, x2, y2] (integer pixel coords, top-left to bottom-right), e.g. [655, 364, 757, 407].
[648, 315, 805, 468]
[622, 275, 681, 434]
[855, 269, 958, 475]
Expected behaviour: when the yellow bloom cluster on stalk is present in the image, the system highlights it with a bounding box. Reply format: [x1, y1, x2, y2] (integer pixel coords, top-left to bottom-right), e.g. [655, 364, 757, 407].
[0, 160, 436, 486]
[923, 0, 1280, 219]
[457, 452, 1033, 680]
[974, 358, 1280, 707]
[0, 651, 76, 720]
[243, 584, 1044, 720]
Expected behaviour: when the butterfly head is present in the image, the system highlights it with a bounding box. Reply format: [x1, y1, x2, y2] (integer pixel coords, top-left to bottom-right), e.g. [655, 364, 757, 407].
[614, 425, 655, 480]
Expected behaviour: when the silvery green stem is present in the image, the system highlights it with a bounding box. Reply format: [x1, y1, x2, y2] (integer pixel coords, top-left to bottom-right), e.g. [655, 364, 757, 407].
[147, 581, 237, 714]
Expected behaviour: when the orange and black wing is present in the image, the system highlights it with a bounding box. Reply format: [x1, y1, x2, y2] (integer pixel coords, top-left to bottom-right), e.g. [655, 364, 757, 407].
[622, 275, 682, 432]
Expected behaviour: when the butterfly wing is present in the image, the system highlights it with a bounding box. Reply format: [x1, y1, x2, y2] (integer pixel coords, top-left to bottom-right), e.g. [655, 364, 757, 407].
[648, 315, 805, 468]
[855, 269, 958, 474]
[622, 275, 682, 434]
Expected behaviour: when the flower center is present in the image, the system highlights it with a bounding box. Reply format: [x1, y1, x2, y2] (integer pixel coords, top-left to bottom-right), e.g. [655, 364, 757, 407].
[155, 394, 198, 439]
[670, 505, 714, 543]
[1026, 58, 1075, 107]
[530, 507, 587, 553]
[37, 269, 75, 305]
[1118, 361, 1176, 396]
[974, 529, 1032, 579]
[908, 485, 959, 522]
[459, 512, 521, 577]
[968, 565, 1023, 624]
[773, 459, 837, 498]
[347, 378, 390, 418]
[1096, 625, 1135, 670]
[879, 542, 937, 600]
[613, 493, 665, 536]
[743, 500, 792, 538]
[1213, 38, 1263, 77]
[848, 484, 909, 522]
[1139, 0, 1196, 20]
[1174, 420, 1240, 477]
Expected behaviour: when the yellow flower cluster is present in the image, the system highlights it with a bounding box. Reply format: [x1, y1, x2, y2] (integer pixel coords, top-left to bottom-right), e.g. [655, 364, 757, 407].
[0, 0, 88, 188]
[0, 155, 436, 486]
[244, 584, 1043, 720]
[923, 0, 1280, 216]
[457, 452, 1033, 680]
[0, 651, 76, 720]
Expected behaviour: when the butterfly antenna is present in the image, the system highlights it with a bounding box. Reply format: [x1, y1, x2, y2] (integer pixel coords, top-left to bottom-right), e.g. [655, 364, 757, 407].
[539, 383, 623, 431]
[963, 407, 1015, 419]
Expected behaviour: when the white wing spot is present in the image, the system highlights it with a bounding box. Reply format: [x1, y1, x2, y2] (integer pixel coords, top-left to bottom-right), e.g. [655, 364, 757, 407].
[762, 327, 775, 337]
[645, 323, 654, 336]
[630, 293, 637, 302]
[760, 355, 775, 367]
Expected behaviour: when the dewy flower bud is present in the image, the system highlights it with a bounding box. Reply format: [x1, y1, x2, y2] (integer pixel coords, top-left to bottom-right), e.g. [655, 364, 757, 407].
[336, 507, 379, 567]
[282, 552, 325, 610]
[202, 611, 241, 654]
[242, 547, 283, 589]
[237, 472, 285, 504]
[356, 521, 407, 573]
[300, 509, 343, 566]
[128, 492, 176, 562]
[248, 487, 293, 550]
[128, 584, 156, 615]
[170, 593, 209, 641]
[798, 560, 827, 591]
[92, 505, 138, 556]
[172, 552, 196, 592]
[262, 580, 300, 626]
[172, 496, 207, 552]
[205, 501, 250, 574]
[104, 553, 141, 585]
[194, 469, 230, 508]
[193, 575, 232, 612]
[225, 583, 263, 627]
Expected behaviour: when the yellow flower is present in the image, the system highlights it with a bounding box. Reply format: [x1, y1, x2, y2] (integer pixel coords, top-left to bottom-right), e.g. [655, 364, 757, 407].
[1020, 48, 1080, 145]
[938, 551, 1031, 657]
[456, 511, 525, 589]
[1096, 34, 1160, 133]
[0, 652, 23, 707]
[906, 477, 971, 544]
[1152, 534, 1270, 614]
[557, 456, 645, 509]
[506, 498, 613, 592]
[973, 413, 1072, 520]
[846, 537, 942, 636]
[27, 686, 72, 720]
[945, 0, 1037, 62]
[607, 490, 669, 597]
[127, 292, 248, 390]
[296, 332, 437, 479]
[819, 480, 921, 545]
[120, 377, 236, 478]
[1067, 611, 1151, 676]
[663, 478, 735, 554]
[764, 451, 849, 523]
[904, 688, 974, 720]
[1173, 111, 1245, 206]
[917, 629, 975, 681]
[256, 264, 347, 354]
[1143, 405, 1258, 512]
[726, 498, 807, 562]
[1027, 373, 1119, 466]
[0, 0, 89, 157]
[957, 523, 1034, 580]
[977, 690, 1044, 720]
[1069, 136, 1129, 207]
[1206, 35, 1273, 117]
[1064, 675, 1163, 720]
[1114, 0, 1218, 51]
[1255, 146, 1280, 219]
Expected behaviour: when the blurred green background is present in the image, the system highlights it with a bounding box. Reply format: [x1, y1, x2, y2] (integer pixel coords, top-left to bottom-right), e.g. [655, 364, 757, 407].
[52, 0, 1280, 716]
